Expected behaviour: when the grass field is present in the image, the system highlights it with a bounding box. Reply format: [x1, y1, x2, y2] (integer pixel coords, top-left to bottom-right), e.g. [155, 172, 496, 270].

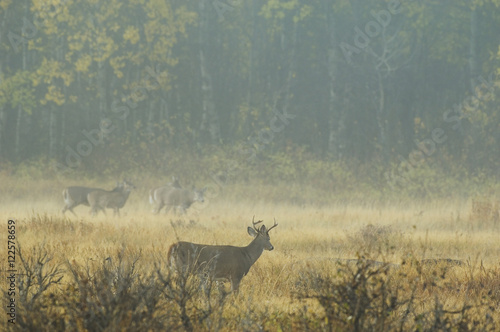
[1, 178, 499, 331]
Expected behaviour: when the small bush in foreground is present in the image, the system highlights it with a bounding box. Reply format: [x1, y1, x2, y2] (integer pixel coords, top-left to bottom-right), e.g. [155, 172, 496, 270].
[293, 258, 499, 332]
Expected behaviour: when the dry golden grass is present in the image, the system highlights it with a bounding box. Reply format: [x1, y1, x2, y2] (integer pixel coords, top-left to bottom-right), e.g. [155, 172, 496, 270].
[1, 178, 499, 330]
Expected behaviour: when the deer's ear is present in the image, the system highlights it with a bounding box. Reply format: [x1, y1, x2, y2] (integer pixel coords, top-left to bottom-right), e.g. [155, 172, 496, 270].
[247, 227, 258, 237]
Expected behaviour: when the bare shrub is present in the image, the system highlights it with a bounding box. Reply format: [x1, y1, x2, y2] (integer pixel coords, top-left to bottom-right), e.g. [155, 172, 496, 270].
[4, 245, 231, 332]
[470, 197, 500, 224]
[154, 257, 230, 332]
[345, 224, 403, 252]
[294, 257, 499, 331]
[4, 243, 65, 331]
[62, 249, 228, 332]
[295, 258, 411, 332]
[62, 250, 165, 331]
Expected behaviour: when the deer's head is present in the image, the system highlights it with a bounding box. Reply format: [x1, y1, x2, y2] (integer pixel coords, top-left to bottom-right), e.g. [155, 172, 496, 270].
[247, 218, 278, 251]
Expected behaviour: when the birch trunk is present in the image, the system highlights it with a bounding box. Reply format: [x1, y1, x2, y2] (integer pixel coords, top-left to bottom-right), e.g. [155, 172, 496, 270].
[469, 6, 478, 94]
[198, 0, 220, 144]
[325, 6, 345, 159]
[49, 104, 57, 159]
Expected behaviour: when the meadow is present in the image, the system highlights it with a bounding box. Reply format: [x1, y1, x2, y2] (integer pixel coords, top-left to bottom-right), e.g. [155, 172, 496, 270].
[1, 174, 499, 331]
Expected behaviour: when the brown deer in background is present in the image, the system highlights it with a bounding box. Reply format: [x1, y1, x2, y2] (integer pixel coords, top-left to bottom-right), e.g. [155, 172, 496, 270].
[62, 184, 116, 216]
[87, 180, 135, 216]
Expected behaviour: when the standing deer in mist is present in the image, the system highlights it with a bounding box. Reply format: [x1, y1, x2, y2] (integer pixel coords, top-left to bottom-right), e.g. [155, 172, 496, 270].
[167, 219, 278, 292]
[150, 184, 206, 214]
[87, 180, 135, 216]
[62, 184, 116, 216]
[149, 176, 182, 212]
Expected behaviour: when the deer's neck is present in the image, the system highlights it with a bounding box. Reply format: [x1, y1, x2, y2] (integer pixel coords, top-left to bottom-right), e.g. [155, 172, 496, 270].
[244, 238, 265, 266]
[118, 191, 131, 203]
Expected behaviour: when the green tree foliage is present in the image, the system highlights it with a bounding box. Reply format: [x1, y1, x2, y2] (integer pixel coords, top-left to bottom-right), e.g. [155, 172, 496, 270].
[0, 0, 499, 187]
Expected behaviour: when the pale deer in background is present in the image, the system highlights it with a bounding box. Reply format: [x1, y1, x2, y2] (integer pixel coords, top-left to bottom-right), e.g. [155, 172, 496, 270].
[149, 176, 182, 212]
[87, 180, 135, 216]
[167, 219, 278, 292]
[151, 185, 206, 214]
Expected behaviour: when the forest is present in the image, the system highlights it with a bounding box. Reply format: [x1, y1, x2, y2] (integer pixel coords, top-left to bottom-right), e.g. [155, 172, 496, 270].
[0, 0, 499, 199]
[2, 1, 500, 331]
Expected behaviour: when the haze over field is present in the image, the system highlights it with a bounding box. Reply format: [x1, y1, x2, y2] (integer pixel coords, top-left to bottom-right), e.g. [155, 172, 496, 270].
[1, 0, 500, 330]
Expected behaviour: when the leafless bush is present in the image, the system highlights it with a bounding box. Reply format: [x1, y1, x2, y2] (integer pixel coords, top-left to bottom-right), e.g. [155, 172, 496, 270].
[345, 224, 403, 252]
[62, 249, 229, 332]
[62, 249, 167, 331]
[293, 257, 499, 331]
[295, 258, 411, 331]
[154, 258, 230, 332]
[470, 197, 500, 224]
[5, 245, 231, 332]
[6, 243, 65, 331]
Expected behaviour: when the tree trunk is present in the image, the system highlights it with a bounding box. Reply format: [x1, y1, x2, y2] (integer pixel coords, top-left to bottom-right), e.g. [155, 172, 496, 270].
[14, 2, 29, 160]
[0, 107, 5, 159]
[469, 6, 478, 94]
[0, 4, 7, 159]
[198, 0, 220, 144]
[14, 105, 23, 159]
[49, 104, 57, 159]
[375, 70, 387, 154]
[325, 4, 345, 160]
[97, 60, 107, 116]
[279, 20, 296, 131]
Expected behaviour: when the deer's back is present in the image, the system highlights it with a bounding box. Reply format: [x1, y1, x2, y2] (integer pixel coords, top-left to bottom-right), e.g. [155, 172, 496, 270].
[164, 188, 192, 206]
[66, 186, 100, 204]
[169, 242, 248, 279]
[89, 189, 130, 208]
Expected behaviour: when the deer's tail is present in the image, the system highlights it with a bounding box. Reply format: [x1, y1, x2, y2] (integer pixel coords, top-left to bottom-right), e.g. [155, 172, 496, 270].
[149, 189, 155, 205]
[167, 243, 179, 267]
[63, 189, 69, 204]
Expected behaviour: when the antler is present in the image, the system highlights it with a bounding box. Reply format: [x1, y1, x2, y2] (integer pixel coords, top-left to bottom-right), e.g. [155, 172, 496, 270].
[266, 219, 278, 234]
[252, 216, 264, 231]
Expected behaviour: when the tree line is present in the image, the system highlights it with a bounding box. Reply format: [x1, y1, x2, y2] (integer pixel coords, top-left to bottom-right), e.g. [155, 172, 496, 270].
[0, 0, 499, 182]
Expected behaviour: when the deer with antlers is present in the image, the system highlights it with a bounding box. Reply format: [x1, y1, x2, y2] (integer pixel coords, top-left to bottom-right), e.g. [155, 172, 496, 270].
[167, 218, 278, 292]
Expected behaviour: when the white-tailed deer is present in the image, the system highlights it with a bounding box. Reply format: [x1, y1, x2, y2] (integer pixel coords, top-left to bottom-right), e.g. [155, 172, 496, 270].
[149, 176, 182, 212]
[167, 219, 278, 292]
[151, 185, 206, 214]
[62, 185, 107, 216]
[87, 180, 135, 216]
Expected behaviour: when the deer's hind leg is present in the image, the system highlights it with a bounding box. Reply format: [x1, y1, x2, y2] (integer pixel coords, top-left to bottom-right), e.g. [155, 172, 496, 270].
[153, 202, 164, 214]
[230, 276, 242, 293]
